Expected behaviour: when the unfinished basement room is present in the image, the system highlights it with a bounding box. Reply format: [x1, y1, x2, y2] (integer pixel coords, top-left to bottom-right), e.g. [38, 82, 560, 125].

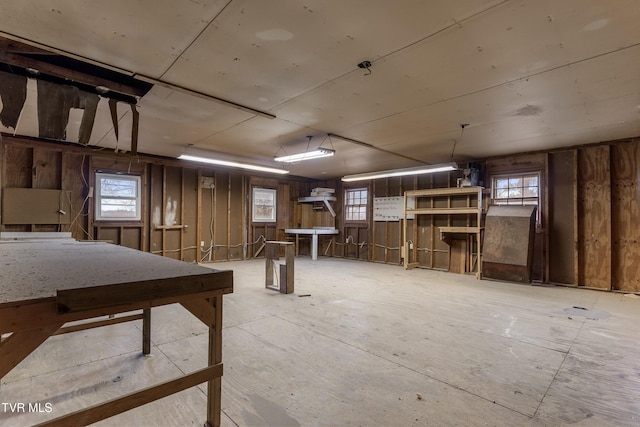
[1, 1, 639, 426]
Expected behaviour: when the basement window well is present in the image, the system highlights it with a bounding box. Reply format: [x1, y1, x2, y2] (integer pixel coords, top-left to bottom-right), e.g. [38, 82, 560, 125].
[95, 173, 142, 221]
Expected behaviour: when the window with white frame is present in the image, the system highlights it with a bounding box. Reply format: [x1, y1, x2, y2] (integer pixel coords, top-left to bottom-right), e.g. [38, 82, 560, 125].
[345, 188, 368, 221]
[95, 172, 142, 221]
[492, 172, 541, 223]
[252, 187, 277, 223]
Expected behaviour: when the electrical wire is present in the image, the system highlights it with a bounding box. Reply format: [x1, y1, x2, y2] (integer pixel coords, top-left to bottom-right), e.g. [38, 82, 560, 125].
[200, 234, 267, 262]
[200, 184, 216, 262]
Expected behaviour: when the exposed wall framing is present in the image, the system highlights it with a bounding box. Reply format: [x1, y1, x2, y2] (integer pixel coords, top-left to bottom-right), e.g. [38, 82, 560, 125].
[91, 154, 147, 250]
[548, 150, 578, 285]
[0, 135, 312, 264]
[0, 141, 88, 235]
[3, 133, 640, 292]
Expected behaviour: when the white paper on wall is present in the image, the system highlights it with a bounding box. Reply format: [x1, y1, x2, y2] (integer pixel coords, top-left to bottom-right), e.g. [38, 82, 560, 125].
[373, 196, 415, 221]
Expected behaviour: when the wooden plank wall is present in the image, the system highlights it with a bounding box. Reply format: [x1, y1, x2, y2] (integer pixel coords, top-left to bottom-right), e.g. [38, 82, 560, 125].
[3, 134, 640, 292]
[228, 173, 244, 260]
[91, 155, 147, 250]
[486, 153, 547, 282]
[611, 142, 640, 292]
[0, 135, 311, 264]
[249, 177, 289, 257]
[297, 178, 340, 258]
[362, 172, 462, 269]
[372, 178, 400, 264]
[1, 142, 86, 235]
[548, 150, 578, 285]
[504, 139, 640, 292]
[416, 172, 460, 270]
[577, 145, 612, 289]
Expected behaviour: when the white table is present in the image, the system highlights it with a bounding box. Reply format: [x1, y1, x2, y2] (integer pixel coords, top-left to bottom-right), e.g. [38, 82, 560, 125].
[285, 228, 339, 260]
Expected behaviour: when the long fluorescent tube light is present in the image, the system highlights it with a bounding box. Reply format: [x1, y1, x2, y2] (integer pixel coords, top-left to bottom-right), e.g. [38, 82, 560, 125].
[274, 148, 335, 163]
[178, 154, 289, 175]
[341, 162, 458, 182]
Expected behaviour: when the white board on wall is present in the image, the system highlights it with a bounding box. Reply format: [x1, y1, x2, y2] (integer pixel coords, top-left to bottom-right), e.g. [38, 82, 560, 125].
[373, 196, 415, 221]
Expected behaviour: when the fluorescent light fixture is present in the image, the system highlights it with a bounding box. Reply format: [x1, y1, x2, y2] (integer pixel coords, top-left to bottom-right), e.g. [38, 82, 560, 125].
[178, 154, 289, 175]
[274, 148, 335, 163]
[341, 162, 458, 182]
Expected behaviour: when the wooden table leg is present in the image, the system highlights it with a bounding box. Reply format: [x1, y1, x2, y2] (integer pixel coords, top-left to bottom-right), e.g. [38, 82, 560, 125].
[142, 308, 151, 355]
[206, 295, 223, 427]
[0, 324, 63, 379]
[285, 243, 294, 294]
[180, 297, 224, 427]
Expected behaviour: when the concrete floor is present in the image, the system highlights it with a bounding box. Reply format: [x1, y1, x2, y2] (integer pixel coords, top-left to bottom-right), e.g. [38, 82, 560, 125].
[2, 257, 639, 426]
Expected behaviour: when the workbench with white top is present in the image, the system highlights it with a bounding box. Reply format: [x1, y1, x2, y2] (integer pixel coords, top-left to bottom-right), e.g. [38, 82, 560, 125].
[284, 227, 339, 260]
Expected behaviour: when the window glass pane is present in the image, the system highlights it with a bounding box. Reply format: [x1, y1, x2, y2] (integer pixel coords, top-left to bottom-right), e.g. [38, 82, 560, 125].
[508, 178, 522, 188]
[525, 176, 539, 187]
[496, 179, 509, 189]
[495, 188, 508, 199]
[254, 190, 274, 206]
[523, 186, 538, 197]
[100, 177, 137, 197]
[508, 188, 522, 198]
[100, 198, 138, 218]
[495, 179, 509, 199]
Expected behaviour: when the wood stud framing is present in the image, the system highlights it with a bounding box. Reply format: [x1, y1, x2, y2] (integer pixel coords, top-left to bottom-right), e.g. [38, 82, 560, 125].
[3, 135, 640, 291]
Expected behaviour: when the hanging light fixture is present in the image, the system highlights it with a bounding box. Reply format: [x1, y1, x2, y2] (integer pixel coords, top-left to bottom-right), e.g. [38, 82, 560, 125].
[341, 123, 468, 181]
[274, 148, 335, 163]
[274, 135, 335, 163]
[341, 162, 458, 182]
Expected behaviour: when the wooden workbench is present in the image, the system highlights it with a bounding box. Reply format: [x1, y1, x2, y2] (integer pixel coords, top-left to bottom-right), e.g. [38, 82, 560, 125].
[0, 237, 233, 427]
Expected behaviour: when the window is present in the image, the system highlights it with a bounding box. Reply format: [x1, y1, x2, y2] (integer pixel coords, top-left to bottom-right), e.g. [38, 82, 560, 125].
[95, 173, 142, 221]
[492, 172, 540, 223]
[345, 188, 368, 221]
[252, 188, 276, 222]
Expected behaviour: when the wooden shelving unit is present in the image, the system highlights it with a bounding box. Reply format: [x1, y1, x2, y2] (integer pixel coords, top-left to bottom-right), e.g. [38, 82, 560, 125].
[403, 186, 484, 278]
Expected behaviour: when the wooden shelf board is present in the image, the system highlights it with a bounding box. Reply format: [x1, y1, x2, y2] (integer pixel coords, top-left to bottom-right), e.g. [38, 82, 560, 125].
[405, 186, 482, 197]
[298, 196, 337, 202]
[439, 226, 483, 233]
[407, 208, 479, 215]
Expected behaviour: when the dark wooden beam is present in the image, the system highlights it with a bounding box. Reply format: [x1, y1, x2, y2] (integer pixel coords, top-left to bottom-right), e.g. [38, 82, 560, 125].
[0, 51, 147, 97]
[0, 38, 54, 54]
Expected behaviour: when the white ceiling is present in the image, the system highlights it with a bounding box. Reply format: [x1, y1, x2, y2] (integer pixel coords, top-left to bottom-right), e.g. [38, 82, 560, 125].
[1, 0, 639, 179]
